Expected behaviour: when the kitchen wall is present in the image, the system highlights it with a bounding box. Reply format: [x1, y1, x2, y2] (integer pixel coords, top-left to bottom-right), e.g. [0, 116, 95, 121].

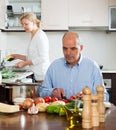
[0, 30, 116, 70]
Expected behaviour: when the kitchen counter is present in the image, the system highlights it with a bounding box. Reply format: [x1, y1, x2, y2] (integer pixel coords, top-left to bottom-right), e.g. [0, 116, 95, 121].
[2, 69, 114, 83]
[0, 104, 115, 130]
[2, 71, 33, 83]
[102, 72, 116, 106]
[102, 70, 116, 73]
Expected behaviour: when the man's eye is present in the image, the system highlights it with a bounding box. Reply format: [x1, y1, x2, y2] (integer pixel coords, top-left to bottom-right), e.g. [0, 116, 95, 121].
[63, 47, 67, 50]
[23, 23, 28, 26]
[71, 47, 77, 50]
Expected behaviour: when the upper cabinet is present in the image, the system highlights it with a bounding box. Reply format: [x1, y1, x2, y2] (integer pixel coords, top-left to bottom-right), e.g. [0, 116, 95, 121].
[0, 0, 112, 31]
[0, 0, 68, 31]
[41, 0, 68, 30]
[108, 0, 116, 6]
[68, 0, 108, 27]
[0, 0, 41, 31]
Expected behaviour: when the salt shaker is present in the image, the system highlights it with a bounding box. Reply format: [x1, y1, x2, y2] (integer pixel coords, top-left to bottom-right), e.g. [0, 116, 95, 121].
[91, 94, 99, 127]
[82, 86, 92, 129]
[96, 85, 105, 122]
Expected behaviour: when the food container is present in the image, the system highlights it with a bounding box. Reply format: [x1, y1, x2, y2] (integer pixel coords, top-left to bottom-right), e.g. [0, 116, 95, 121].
[1, 80, 40, 104]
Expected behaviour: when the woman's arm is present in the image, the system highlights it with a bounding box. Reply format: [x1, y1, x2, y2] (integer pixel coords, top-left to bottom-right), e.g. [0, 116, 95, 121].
[11, 54, 26, 61]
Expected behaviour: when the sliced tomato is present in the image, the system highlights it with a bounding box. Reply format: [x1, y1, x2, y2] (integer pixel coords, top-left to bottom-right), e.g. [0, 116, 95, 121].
[51, 97, 58, 102]
[44, 96, 51, 103]
[61, 99, 69, 103]
[18, 104, 23, 110]
[70, 95, 76, 101]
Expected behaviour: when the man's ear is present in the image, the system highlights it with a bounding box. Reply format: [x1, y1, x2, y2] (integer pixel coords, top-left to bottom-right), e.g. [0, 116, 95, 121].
[80, 45, 84, 51]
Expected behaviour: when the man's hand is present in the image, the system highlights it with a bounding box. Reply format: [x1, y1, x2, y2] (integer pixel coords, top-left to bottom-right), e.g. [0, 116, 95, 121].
[52, 88, 66, 100]
[76, 92, 83, 100]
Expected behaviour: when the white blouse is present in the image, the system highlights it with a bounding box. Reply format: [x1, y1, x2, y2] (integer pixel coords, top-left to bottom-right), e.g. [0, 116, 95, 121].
[27, 29, 50, 81]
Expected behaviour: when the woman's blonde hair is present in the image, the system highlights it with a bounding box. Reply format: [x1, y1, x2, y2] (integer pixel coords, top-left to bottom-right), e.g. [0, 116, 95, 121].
[20, 12, 41, 28]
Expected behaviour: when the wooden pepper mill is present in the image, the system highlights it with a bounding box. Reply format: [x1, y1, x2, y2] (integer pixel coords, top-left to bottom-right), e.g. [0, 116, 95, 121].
[96, 85, 105, 122]
[82, 86, 92, 129]
[91, 94, 99, 127]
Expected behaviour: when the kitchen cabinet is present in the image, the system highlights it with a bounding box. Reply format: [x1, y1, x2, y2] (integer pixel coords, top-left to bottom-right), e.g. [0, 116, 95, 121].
[68, 0, 108, 27]
[41, 0, 68, 30]
[0, 0, 41, 31]
[108, 0, 116, 31]
[108, 0, 116, 6]
[102, 72, 116, 106]
[1, 0, 68, 31]
[0, 0, 110, 31]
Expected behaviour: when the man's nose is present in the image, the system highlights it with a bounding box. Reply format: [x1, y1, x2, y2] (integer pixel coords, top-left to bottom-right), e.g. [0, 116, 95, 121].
[66, 49, 71, 54]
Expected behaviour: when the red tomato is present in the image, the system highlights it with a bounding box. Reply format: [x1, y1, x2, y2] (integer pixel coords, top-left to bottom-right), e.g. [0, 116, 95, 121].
[18, 104, 23, 110]
[61, 99, 69, 103]
[34, 97, 45, 105]
[51, 97, 58, 102]
[70, 95, 76, 101]
[44, 96, 51, 103]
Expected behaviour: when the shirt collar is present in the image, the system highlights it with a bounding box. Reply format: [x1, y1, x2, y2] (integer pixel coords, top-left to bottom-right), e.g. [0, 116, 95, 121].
[78, 54, 83, 65]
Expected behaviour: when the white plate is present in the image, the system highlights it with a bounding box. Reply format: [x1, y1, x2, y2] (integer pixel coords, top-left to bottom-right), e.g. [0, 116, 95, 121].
[0, 111, 20, 114]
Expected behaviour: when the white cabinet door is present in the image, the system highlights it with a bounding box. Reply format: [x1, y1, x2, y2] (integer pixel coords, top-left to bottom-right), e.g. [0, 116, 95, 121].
[0, 0, 6, 29]
[108, 0, 116, 6]
[69, 0, 108, 27]
[41, 0, 68, 30]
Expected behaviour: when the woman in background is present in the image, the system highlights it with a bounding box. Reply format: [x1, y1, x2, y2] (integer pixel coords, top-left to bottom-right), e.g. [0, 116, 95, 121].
[10, 13, 50, 83]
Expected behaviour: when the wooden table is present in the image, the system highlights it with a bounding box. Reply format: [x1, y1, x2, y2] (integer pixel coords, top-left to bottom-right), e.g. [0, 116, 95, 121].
[0, 104, 116, 130]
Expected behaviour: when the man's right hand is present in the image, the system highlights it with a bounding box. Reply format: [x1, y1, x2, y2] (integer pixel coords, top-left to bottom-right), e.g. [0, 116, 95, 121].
[76, 92, 83, 99]
[52, 88, 66, 100]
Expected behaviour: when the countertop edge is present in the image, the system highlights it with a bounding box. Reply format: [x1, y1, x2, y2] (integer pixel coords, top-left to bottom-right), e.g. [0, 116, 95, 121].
[2, 71, 33, 83]
[102, 70, 116, 73]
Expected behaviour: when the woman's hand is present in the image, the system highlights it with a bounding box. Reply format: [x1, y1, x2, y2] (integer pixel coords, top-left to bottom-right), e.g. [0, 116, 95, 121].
[11, 54, 26, 61]
[14, 61, 27, 68]
[14, 60, 32, 68]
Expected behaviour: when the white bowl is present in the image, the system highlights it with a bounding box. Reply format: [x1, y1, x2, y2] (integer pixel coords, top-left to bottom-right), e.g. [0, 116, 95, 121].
[13, 97, 25, 105]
